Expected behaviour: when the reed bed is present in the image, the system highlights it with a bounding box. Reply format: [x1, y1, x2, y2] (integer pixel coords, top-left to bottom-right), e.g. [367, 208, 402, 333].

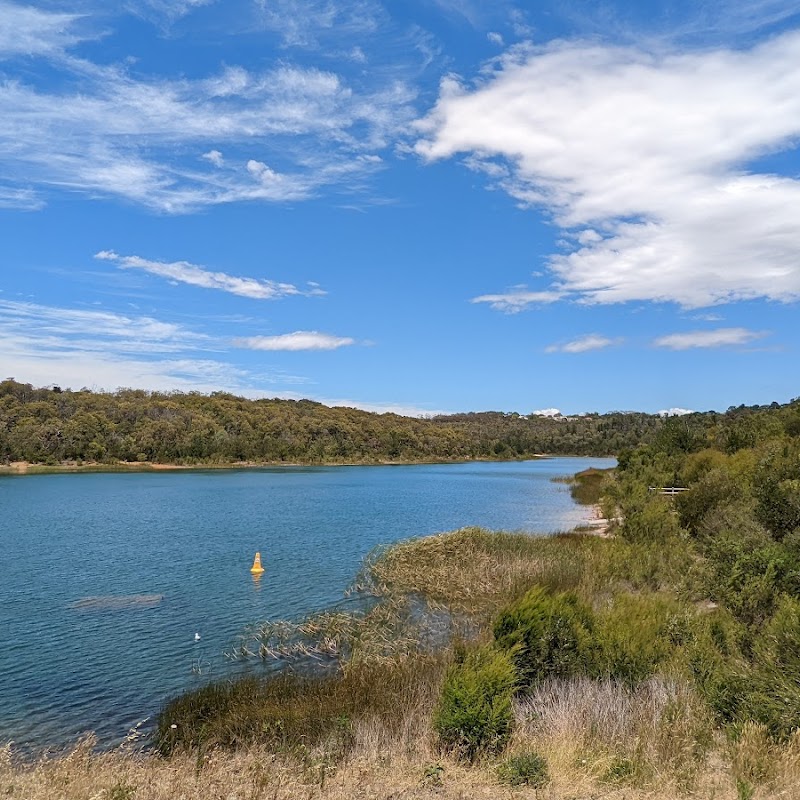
[360, 526, 600, 615]
[5, 526, 800, 799]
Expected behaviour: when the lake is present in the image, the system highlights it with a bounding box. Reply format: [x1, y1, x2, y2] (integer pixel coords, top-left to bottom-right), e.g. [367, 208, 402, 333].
[0, 457, 614, 750]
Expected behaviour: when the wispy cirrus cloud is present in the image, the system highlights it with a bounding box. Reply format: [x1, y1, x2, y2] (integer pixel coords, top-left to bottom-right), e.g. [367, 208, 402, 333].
[546, 334, 620, 354]
[0, 3, 417, 212]
[0, 184, 44, 210]
[0, 297, 444, 414]
[129, 0, 215, 23]
[0, 298, 209, 353]
[471, 288, 563, 313]
[653, 327, 768, 350]
[235, 331, 356, 351]
[95, 250, 324, 300]
[0, 298, 310, 392]
[0, 1, 92, 58]
[416, 30, 800, 310]
[253, 0, 380, 48]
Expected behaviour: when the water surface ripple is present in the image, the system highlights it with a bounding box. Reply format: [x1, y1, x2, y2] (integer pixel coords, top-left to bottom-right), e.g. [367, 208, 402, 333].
[0, 458, 613, 749]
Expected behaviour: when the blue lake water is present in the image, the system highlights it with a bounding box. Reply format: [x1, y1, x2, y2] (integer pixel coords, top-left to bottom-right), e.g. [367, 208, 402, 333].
[0, 457, 614, 750]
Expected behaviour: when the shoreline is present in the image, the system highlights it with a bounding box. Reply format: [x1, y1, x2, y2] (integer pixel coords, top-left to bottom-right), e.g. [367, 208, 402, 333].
[0, 453, 617, 476]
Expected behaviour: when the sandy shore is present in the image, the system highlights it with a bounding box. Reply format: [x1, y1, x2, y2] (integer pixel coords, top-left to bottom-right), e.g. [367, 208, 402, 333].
[0, 455, 558, 476]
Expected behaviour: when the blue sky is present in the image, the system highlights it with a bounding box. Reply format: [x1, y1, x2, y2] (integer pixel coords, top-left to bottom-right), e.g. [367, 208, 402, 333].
[1, 0, 799, 415]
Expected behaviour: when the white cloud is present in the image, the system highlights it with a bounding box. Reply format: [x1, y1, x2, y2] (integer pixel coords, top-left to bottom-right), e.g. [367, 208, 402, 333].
[487, 31, 504, 46]
[653, 327, 768, 350]
[0, 54, 415, 211]
[254, 0, 380, 48]
[658, 407, 695, 417]
[0, 298, 208, 352]
[531, 407, 561, 417]
[234, 331, 356, 351]
[0, 2, 89, 58]
[546, 334, 620, 354]
[318, 397, 449, 417]
[416, 31, 800, 309]
[201, 149, 224, 167]
[0, 297, 311, 393]
[0, 298, 434, 415]
[691, 313, 724, 322]
[471, 288, 563, 312]
[95, 250, 324, 299]
[0, 183, 43, 210]
[127, 0, 216, 25]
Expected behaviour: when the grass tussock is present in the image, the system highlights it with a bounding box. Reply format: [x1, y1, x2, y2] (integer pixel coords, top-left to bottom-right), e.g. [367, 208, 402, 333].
[158, 653, 447, 757]
[556, 466, 613, 507]
[514, 676, 713, 790]
[361, 526, 601, 614]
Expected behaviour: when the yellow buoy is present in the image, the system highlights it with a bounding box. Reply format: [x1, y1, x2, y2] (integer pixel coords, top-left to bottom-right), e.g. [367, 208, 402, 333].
[250, 552, 265, 575]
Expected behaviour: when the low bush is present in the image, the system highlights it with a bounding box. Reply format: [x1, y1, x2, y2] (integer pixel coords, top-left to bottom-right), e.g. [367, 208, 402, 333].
[620, 494, 684, 544]
[702, 532, 800, 626]
[433, 645, 516, 761]
[497, 751, 549, 787]
[593, 593, 690, 684]
[493, 586, 595, 687]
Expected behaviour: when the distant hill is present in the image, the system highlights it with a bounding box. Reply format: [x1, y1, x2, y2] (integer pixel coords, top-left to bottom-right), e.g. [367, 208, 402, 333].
[0, 378, 796, 466]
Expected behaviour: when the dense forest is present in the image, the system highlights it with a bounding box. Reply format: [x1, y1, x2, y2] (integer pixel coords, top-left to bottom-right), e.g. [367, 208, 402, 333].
[1, 379, 797, 466]
[0, 378, 668, 464]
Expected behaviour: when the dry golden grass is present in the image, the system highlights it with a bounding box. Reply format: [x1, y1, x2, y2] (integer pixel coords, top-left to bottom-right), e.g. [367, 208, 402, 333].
[362, 527, 597, 616]
[512, 676, 714, 792]
[5, 729, 800, 800]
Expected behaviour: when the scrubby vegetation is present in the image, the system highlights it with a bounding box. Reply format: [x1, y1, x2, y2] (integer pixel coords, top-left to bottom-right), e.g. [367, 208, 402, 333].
[1, 377, 671, 465]
[3, 393, 800, 798]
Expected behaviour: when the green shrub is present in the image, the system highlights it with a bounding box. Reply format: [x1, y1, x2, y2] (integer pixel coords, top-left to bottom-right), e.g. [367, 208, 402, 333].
[754, 442, 800, 540]
[593, 594, 689, 684]
[433, 646, 516, 761]
[105, 781, 136, 800]
[493, 587, 595, 687]
[621, 495, 684, 543]
[702, 532, 800, 626]
[497, 752, 549, 787]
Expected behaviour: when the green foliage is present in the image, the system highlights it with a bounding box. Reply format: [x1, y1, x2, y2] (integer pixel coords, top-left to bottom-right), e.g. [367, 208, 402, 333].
[619, 492, 684, 544]
[603, 756, 637, 785]
[653, 416, 708, 456]
[157, 655, 444, 757]
[0, 379, 667, 466]
[593, 594, 690, 684]
[493, 587, 595, 686]
[421, 763, 444, 787]
[736, 779, 755, 800]
[565, 467, 612, 506]
[701, 531, 800, 626]
[433, 646, 516, 761]
[753, 442, 800, 540]
[105, 781, 136, 800]
[589, 533, 696, 594]
[497, 752, 549, 787]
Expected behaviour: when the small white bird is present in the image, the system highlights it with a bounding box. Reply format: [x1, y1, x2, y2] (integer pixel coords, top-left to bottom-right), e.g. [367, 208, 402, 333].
[194, 632, 201, 641]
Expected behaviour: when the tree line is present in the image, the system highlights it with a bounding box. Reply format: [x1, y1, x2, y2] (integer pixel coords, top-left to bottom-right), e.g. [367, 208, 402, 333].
[1, 378, 796, 466]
